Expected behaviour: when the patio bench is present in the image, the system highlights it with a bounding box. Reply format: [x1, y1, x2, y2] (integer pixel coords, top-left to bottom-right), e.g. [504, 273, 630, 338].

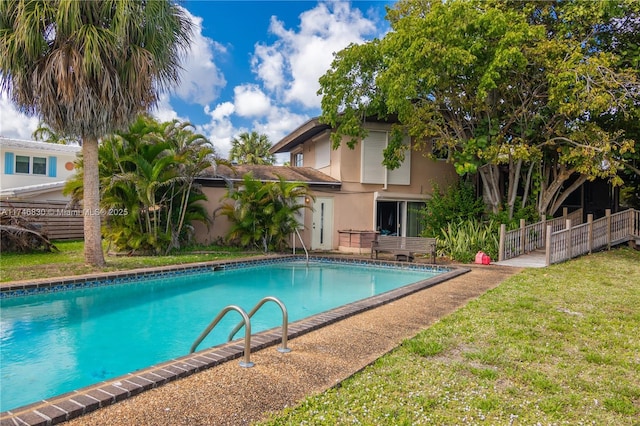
[371, 236, 437, 263]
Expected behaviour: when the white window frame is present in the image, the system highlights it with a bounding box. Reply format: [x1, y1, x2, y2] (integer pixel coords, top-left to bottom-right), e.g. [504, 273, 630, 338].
[360, 131, 411, 185]
[15, 155, 47, 175]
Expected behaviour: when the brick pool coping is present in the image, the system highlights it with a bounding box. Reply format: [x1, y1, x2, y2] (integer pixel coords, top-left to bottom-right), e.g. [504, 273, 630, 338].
[0, 255, 469, 426]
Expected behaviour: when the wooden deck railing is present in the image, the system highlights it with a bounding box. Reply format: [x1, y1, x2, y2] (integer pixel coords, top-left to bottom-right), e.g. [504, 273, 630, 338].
[498, 208, 583, 262]
[545, 209, 640, 265]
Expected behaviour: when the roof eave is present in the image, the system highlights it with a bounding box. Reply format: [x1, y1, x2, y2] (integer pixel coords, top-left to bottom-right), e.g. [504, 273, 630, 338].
[270, 117, 330, 154]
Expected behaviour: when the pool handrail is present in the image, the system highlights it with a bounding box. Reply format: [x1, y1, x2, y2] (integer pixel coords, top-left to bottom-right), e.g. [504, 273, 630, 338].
[227, 296, 291, 353]
[190, 305, 254, 367]
[294, 227, 309, 265]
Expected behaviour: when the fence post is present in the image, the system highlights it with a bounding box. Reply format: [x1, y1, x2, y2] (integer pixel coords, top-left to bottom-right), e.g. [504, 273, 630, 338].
[545, 225, 552, 266]
[606, 209, 612, 250]
[627, 209, 636, 245]
[520, 219, 526, 255]
[566, 219, 572, 259]
[563, 207, 568, 221]
[498, 224, 506, 262]
[587, 214, 593, 254]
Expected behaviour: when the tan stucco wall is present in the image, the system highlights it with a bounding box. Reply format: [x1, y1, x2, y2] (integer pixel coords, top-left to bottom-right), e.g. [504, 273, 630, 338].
[192, 186, 233, 245]
[298, 190, 374, 251]
[195, 125, 458, 250]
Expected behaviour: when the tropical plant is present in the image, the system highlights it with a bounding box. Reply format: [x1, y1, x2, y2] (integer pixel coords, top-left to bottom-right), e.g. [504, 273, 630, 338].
[65, 115, 213, 254]
[220, 173, 314, 252]
[32, 122, 80, 145]
[229, 131, 276, 165]
[437, 218, 500, 263]
[0, 0, 192, 265]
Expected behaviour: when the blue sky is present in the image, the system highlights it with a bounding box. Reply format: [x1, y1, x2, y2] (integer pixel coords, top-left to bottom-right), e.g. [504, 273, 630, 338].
[0, 1, 393, 161]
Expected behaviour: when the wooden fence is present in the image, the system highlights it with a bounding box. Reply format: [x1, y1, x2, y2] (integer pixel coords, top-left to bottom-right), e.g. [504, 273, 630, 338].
[0, 200, 84, 240]
[498, 207, 584, 261]
[546, 209, 640, 265]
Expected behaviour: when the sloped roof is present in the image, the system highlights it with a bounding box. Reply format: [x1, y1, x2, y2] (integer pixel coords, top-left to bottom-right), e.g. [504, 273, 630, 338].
[197, 164, 341, 188]
[0, 137, 81, 154]
[269, 117, 330, 154]
[0, 181, 67, 197]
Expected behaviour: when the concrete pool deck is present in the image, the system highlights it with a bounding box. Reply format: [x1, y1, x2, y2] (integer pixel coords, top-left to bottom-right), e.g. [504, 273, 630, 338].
[1, 256, 521, 426]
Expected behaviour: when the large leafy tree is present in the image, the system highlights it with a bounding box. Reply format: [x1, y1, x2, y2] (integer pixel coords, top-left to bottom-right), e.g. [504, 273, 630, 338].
[65, 115, 213, 254]
[318, 0, 639, 219]
[220, 173, 313, 252]
[229, 131, 276, 165]
[0, 0, 192, 265]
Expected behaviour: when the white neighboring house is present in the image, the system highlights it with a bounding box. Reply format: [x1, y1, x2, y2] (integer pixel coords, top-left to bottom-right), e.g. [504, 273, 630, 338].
[0, 137, 81, 201]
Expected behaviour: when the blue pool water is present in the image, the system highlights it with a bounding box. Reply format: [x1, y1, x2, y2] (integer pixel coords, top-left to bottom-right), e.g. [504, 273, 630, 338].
[0, 260, 442, 411]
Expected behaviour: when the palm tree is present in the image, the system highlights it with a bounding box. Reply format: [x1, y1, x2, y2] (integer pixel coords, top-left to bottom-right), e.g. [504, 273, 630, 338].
[32, 122, 80, 145]
[229, 131, 276, 165]
[0, 0, 192, 266]
[160, 119, 215, 251]
[65, 115, 214, 254]
[220, 173, 313, 252]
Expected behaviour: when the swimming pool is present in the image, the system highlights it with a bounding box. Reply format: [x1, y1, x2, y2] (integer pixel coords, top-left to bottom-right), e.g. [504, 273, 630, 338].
[0, 256, 465, 422]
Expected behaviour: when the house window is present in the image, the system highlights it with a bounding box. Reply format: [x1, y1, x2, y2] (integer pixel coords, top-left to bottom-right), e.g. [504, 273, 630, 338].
[33, 157, 47, 175]
[14, 155, 47, 175]
[361, 131, 411, 185]
[15, 155, 30, 174]
[315, 138, 330, 168]
[294, 152, 303, 167]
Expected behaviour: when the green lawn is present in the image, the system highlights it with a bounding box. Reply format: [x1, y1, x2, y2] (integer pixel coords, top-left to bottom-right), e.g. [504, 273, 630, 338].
[259, 248, 640, 425]
[0, 240, 256, 282]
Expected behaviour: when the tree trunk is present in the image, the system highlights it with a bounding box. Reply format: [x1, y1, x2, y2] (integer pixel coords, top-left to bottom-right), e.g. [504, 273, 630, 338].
[506, 157, 523, 220]
[478, 164, 501, 214]
[83, 137, 105, 266]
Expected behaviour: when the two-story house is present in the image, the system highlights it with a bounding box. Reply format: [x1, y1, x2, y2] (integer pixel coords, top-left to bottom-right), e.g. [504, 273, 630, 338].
[268, 117, 458, 251]
[193, 117, 458, 252]
[0, 137, 81, 201]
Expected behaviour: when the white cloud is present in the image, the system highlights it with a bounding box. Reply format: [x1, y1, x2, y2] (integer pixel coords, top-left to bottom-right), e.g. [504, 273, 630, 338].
[251, 1, 378, 109]
[150, 93, 184, 123]
[173, 9, 227, 106]
[234, 85, 272, 117]
[253, 107, 309, 145]
[0, 93, 40, 140]
[252, 44, 286, 93]
[199, 102, 237, 159]
[199, 98, 308, 163]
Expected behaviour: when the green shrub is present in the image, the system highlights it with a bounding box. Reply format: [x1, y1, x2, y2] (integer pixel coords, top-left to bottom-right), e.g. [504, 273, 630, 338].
[420, 180, 485, 238]
[438, 218, 499, 263]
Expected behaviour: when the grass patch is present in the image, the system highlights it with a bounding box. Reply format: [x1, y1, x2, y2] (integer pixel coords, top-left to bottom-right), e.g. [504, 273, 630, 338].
[259, 248, 640, 425]
[0, 240, 258, 282]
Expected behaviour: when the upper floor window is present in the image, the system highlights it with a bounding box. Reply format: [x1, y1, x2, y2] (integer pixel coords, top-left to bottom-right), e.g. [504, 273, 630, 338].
[315, 138, 330, 168]
[4, 152, 57, 177]
[16, 155, 47, 175]
[361, 131, 411, 185]
[294, 152, 303, 167]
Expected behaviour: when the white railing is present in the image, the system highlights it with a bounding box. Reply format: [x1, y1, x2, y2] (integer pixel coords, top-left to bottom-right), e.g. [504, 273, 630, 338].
[545, 209, 640, 265]
[499, 208, 583, 261]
